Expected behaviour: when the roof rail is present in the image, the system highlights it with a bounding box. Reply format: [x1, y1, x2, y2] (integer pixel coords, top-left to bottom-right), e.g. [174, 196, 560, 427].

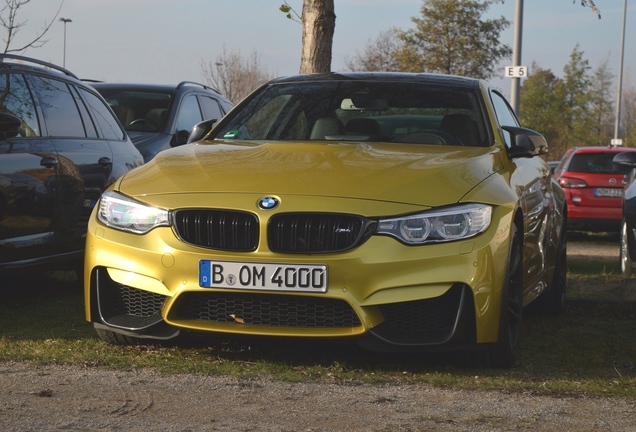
[0, 53, 79, 80]
[176, 80, 221, 94]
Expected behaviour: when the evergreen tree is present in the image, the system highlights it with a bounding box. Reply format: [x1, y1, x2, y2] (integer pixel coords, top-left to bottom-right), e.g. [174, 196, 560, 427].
[396, 0, 511, 79]
[587, 59, 615, 146]
[560, 44, 593, 149]
[520, 63, 567, 158]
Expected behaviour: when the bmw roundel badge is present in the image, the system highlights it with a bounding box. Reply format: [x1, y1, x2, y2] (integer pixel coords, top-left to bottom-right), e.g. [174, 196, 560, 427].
[258, 196, 279, 210]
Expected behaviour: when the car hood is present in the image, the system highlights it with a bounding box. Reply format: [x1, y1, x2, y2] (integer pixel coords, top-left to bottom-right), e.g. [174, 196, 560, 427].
[118, 140, 504, 207]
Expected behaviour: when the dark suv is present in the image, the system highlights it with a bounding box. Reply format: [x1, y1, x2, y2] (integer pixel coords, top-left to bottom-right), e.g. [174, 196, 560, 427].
[0, 54, 143, 275]
[90, 82, 233, 161]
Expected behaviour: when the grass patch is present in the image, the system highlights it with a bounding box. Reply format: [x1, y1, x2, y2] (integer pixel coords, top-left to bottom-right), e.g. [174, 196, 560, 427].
[1, 240, 635, 398]
[567, 255, 619, 275]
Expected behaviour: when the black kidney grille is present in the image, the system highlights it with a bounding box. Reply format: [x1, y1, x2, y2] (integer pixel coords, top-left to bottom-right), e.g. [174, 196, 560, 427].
[169, 292, 362, 328]
[268, 213, 375, 253]
[174, 209, 259, 251]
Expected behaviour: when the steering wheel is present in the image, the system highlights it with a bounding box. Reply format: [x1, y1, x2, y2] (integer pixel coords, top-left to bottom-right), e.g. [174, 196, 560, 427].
[128, 118, 158, 130]
[392, 129, 463, 145]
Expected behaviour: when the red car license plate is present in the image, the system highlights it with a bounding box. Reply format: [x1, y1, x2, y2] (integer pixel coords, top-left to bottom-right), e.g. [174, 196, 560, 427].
[594, 188, 623, 197]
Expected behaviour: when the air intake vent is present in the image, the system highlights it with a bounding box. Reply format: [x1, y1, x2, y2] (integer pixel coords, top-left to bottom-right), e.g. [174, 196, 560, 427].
[169, 292, 362, 328]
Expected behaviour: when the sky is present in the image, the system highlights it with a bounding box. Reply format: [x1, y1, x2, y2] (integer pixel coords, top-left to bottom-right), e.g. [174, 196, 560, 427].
[9, 0, 636, 99]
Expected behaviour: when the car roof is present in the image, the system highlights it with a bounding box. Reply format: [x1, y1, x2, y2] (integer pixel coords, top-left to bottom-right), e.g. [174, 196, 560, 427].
[0, 53, 80, 81]
[568, 146, 636, 154]
[89, 81, 221, 94]
[266, 72, 484, 89]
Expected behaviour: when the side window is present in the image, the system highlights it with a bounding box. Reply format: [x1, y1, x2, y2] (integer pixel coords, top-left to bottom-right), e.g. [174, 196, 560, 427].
[69, 85, 98, 138]
[199, 95, 224, 122]
[219, 100, 234, 114]
[0, 73, 40, 137]
[29, 76, 87, 137]
[79, 88, 125, 141]
[176, 95, 204, 132]
[490, 91, 519, 148]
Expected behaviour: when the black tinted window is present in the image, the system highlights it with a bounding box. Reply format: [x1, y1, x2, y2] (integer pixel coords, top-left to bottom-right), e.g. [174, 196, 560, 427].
[176, 95, 204, 132]
[218, 99, 234, 114]
[70, 85, 98, 138]
[199, 95, 224, 121]
[30, 76, 87, 137]
[569, 152, 633, 175]
[490, 91, 519, 148]
[80, 88, 125, 140]
[0, 73, 40, 136]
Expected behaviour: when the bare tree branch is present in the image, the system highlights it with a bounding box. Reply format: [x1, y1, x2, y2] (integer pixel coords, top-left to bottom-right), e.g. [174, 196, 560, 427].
[1, 0, 64, 54]
[200, 46, 276, 104]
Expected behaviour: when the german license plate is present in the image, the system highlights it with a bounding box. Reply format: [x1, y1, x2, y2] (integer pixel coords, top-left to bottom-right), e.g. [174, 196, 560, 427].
[595, 188, 623, 197]
[199, 260, 328, 292]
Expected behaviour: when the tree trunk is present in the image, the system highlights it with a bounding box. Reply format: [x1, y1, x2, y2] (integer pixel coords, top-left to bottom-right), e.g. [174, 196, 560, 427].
[300, 0, 335, 74]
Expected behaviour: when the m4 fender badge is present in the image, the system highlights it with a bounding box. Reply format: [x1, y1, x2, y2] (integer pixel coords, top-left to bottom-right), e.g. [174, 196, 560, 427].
[258, 196, 279, 210]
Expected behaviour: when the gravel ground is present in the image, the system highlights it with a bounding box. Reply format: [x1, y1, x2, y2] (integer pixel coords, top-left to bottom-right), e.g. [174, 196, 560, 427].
[1, 236, 633, 431]
[1, 362, 635, 432]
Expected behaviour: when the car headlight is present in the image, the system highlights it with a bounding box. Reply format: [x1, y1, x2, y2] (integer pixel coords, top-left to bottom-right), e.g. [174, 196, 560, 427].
[97, 191, 170, 234]
[377, 204, 492, 245]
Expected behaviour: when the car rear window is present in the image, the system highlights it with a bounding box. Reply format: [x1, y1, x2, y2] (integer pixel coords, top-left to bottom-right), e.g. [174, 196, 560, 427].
[568, 152, 633, 175]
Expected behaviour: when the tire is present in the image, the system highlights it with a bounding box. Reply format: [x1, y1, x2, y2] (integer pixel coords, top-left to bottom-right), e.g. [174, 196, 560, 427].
[95, 326, 145, 346]
[620, 220, 634, 276]
[530, 224, 567, 316]
[480, 224, 523, 368]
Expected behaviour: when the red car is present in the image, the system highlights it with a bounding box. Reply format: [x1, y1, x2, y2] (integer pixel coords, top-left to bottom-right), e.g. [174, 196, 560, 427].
[554, 146, 636, 232]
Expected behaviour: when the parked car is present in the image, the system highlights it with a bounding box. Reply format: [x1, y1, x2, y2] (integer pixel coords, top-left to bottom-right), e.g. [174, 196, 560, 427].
[84, 72, 567, 368]
[554, 146, 636, 232]
[90, 81, 233, 161]
[0, 54, 143, 276]
[612, 151, 636, 274]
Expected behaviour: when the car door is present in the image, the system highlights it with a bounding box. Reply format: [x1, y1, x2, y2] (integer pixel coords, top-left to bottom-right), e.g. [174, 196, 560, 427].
[0, 72, 63, 266]
[490, 90, 554, 292]
[26, 75, 113, 239]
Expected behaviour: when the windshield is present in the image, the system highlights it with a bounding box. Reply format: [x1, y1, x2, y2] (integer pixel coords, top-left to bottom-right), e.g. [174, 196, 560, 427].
[211, 80, 489, 147]
[97, 89, 171, 133]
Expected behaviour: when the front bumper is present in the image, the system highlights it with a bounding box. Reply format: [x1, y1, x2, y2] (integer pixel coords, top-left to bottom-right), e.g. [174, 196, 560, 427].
[85, 205, 513, 349]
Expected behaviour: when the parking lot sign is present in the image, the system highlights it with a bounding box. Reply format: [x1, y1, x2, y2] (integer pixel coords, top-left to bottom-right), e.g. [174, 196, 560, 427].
[504, 66, 528, 78]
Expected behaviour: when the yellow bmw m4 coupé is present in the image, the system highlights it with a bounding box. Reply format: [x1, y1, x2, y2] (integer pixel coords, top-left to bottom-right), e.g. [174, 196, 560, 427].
[85, 73, 567, 368]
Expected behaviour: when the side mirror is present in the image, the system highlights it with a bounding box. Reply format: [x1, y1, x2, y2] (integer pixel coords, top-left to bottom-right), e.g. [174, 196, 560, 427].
[0, 112, 22, 140]
[613, 151, 636, 169]
[502, 125, 548, 158]
[187, 118, 217, 144]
